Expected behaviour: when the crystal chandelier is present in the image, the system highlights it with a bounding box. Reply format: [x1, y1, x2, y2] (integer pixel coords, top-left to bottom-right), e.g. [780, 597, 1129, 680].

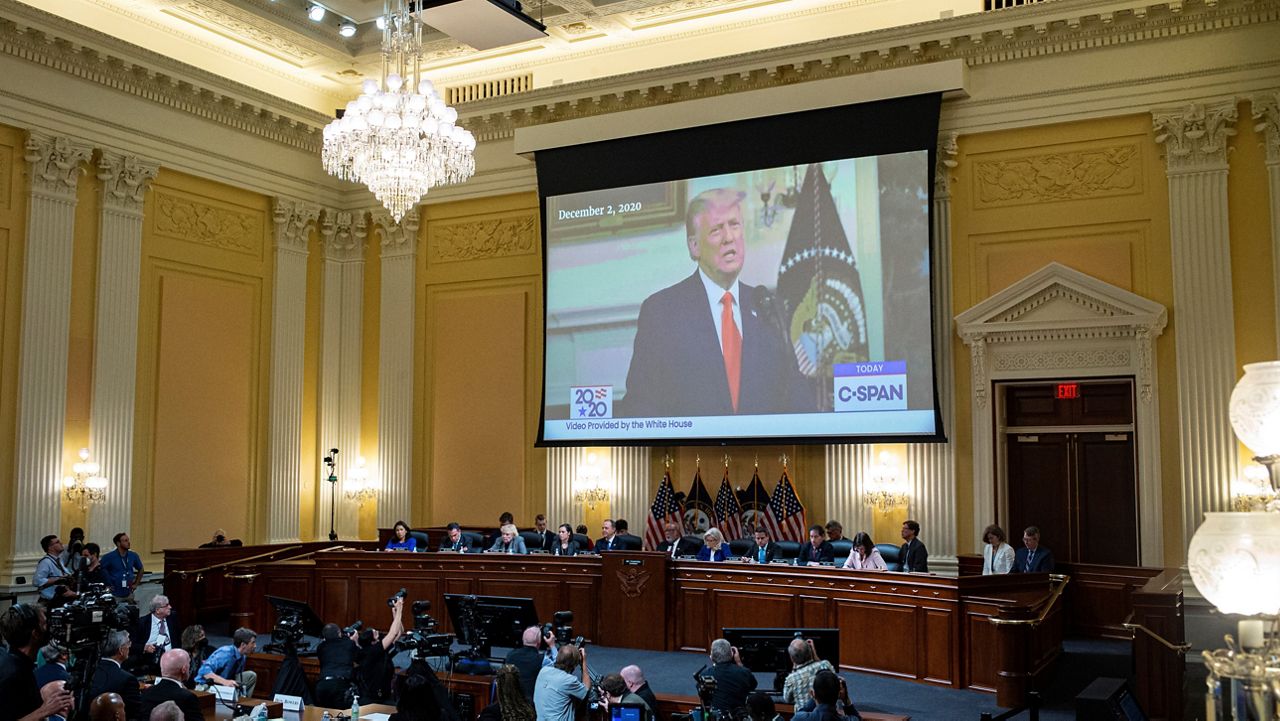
[63, 448, 107, 512]
[322, 0, 476, 222]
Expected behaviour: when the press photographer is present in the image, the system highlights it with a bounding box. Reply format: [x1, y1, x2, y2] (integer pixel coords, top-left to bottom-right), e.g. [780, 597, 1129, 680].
[505, 610, 573, 702]
[355, 591, 407, 703]
[45, 582, 138, 716]
[701, 638, 756, 719]
[532, 643, 592, 721]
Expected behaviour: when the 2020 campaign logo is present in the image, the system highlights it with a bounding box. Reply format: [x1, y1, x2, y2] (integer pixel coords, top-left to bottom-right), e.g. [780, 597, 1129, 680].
[570, 386, 612, 419]
[832, 361, 907, 412]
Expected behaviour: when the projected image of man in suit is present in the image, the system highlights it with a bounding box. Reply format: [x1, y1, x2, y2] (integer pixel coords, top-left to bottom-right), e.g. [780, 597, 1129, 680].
[622, 188, 815, 418]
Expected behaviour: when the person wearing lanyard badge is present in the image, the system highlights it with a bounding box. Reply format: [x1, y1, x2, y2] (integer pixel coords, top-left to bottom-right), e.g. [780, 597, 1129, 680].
[99, 533, 143, 602]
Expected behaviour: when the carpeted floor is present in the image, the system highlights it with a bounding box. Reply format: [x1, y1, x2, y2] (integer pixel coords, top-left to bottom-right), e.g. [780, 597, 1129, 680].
[205, 621, 1135, 720]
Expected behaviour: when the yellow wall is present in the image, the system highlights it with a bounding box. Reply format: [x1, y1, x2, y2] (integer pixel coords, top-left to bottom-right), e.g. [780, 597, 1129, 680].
[1228, 101, 1278, 399]
[0, 124, 26, 574]
[949, 113, 1182, 561]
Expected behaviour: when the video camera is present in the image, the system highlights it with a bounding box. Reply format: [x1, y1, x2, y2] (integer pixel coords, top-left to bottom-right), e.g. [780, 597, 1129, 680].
[46, 583, 136, 653]
[542, 610, 580, 648]
[271, 612, 306, 648]
[393, 598, 454, 661]
[343, 620, 363, 636]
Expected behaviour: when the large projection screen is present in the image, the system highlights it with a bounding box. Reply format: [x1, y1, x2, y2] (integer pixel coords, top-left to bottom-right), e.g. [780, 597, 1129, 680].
[536, 93, 944, 446]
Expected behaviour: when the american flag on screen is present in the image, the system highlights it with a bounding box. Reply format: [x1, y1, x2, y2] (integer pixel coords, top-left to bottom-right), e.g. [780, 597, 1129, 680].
[645, 471, 682, 550]
[762, 468, 807, 542]
[713, 469, 744, 541]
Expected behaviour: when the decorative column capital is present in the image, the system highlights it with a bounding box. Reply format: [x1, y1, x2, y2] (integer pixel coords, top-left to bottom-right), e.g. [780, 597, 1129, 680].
[935, 132, 959, 198]
[24, 132, 91, 198]
[320, 209, 367, 262]
[97, 152, 159, 214]
[1152, 99, 1238, 173]
[373, 208, 420, 259]
[272, 198, 320, 254]
[1251, 91, 1280, 165]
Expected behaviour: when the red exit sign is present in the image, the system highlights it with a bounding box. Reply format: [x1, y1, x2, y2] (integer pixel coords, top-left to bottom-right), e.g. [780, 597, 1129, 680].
[1056, 383, 1080, 399]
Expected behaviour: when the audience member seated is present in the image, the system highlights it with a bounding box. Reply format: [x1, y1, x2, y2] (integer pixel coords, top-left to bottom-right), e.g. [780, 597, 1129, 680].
[100, 533, 144, 602]
[179, 626, 208, 689]
[982, 524, 1015, 575]
[489, 524, 529, 554]
[746, 692, 781, 721]
[148, 701, 182, 721]
[574, 526, 594, 551]
[196, 627, 257, 698]
[792, 669, 861, 721]
[534, 644, 591, 721]
[705, 638, 756, 715]
[841, 533, 886, 571]
[479, 665, 536, 721]
[744, 528, 780, 564]
[87, 630, 142, 721]
[0, 604, 74, 721]
[619, 665, 658, 714]
[88, 692, 127, 721]
[596, 520, 623, 552]
[824, 521, 845, 543]
[34, 535, 75, 607]
[139, 649, 203, 721]
[355, 596, 405, 703]
[35, 644, 69, 690]
[314, 623, 359, 707]
[599, 673, 651, 713]
[551, 525, 581, 557]
[1012, 526, 1055, 574]
[504, 626, 549, 702]
[439, 523, 472, 553]
[797, 526, 835, 566]
[899, 520, 929, 573]
[657, 522, 699, 558]
[781, 638, 833, 706]
[392, 663, 459, 721]
[530, 515, 556, 553]
[697, 528, 735, 562]
[129, 595, 180, 676]
[386, 521, 417, 552]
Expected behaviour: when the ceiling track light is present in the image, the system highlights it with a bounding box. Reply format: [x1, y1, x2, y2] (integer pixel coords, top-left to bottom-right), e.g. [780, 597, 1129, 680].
[307, 3, 326, 21]
[338, 21, 357, 37]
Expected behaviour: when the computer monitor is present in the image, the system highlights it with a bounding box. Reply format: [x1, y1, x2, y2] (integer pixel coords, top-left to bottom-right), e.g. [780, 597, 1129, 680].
[443, 594, 540, 658]
[264, 594, 326, 637]
[721, 627, 840, 673]
[610, 703, 650, 721]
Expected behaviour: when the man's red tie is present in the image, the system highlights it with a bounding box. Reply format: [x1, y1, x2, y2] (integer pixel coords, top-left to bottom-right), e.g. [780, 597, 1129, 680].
[721, 291, 741, 412]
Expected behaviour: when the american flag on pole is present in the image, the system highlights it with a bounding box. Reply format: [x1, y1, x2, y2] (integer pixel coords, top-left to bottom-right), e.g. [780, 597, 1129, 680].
[762, 467, 807, 542]
[645, 471, 683, 550]
[713, 468, 744, 541]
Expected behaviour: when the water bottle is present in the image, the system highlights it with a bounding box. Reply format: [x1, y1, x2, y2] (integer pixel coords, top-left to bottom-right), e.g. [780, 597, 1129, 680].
[321, 712, 331, 721]
[351, 693, 360, 721]
[250, 703, 268, 721]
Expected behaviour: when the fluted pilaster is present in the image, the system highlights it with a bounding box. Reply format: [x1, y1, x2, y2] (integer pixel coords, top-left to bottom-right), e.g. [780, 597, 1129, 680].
[547, 447, 588, 530]
[1252, 92, 1280, 356]
[824, 445, 874, 539]
[266, 198, 318, 543]
[907, 132, 959, 566]
[1153, 100, 1239, 547]
[610, 447, 651, 532]
[318, 210, 367, 539]
[8, 132, 91, 579]
[374, 210, 418, 527]
[87, 151, 158, 541]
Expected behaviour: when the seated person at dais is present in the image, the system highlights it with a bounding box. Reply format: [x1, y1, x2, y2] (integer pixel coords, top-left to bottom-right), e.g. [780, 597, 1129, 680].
[841, 532, 886, 571]
[439, 523, 471, 553]
[489, 524, 528, 554]
[551, 525, 581, 557]
[385, 521, 417, 552]
[696, 528, 735, 562]
[797, 526, 835, 566]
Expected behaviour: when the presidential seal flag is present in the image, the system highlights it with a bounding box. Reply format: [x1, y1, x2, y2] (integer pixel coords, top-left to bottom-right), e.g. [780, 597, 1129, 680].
[737, 469, 771, 534]
[645, 470, 682, 550]
[776, 163, 869, 410]
[684, 468, 715, 535]
[713, 468, 744, 541]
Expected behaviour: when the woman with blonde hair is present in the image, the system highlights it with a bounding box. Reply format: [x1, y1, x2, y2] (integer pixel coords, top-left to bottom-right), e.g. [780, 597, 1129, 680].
[696, 528, 734, 562]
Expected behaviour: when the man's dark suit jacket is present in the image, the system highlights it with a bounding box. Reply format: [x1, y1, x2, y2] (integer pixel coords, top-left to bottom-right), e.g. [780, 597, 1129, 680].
[34, 661, 69, 689]
[139, 678, 205, 721]
[129, 612, 181, 666]
[657, 538, 700, 557]
[797, 541, 835, 565]
[532, 530, 555, 553]
[1012, 546, 1055, 574]
[596, 535, 622, 552]
[85, 659, 141, 721]
[900, 538, 929, 573]
[503, 645, 543, 702]
[622, 272, 814, 417]
[707, 662, 757, 713]
[634, 682, 659, 714]
[745, 541, 780, 564]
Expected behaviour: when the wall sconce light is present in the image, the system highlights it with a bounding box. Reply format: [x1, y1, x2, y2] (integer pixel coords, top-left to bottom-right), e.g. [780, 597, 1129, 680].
[344, 456, 377, 505]
[63, 448, 107, 512]
[1232, 464, 1278, 512]
[864, 451, 908, 513]
[574, 452, 610, 510]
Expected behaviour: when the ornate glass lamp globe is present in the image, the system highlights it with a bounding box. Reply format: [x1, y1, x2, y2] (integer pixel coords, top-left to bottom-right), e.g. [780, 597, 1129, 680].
[1230, 361, 1280, 462]
[1187, 511, 1280, 616]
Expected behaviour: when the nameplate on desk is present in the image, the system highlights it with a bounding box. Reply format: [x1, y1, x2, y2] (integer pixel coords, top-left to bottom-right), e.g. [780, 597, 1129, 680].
[273, 694, 302, 711]
[210, 685, 236, 701]
[623, 559, 644, 566]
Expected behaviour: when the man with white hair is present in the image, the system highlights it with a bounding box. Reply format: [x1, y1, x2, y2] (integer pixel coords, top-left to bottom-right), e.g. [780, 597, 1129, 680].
[619, 665, 658, 713]
[705, 638, 755, 715]
[504, 625, 550, 702]
[88, 630, 142, 721]
[34, 644, 69, 689]
[149, 701, 183, 721]
[130, 595, 180, 675]
[140, 649, 203, 721]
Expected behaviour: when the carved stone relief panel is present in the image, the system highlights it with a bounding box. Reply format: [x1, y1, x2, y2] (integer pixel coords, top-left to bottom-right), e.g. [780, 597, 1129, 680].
[152, 191, 262, 256]
[426, 214, 538, 263]
[972, 143, 1142, 208]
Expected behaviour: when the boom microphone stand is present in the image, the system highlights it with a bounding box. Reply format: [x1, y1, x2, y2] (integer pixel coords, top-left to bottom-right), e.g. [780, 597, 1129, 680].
[324, 449, 339, 541]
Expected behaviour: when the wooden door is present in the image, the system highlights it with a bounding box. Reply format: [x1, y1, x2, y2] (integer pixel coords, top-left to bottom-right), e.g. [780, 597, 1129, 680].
[1006, 434, 1072, 560]
[1074, 432, 1138, 565]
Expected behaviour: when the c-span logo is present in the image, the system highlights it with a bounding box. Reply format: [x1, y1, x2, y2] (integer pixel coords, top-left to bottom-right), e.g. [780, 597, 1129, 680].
[833, 361, 907, 412]
[570, 386, 613, 419]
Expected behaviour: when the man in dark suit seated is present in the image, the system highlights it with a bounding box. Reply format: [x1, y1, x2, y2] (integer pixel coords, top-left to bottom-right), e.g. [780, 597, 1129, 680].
[745, 528, 780, 564]
[621, 188, 815, 418]
[612, 520, 643, 550]
[531, 515, 556, 553]
[596, 520, 622, 552]
[140, 649, 204, 721]
[1012, 526, 1056, 574]
[87, 630, 141, 721]
[34, 644, 70, 690]
[899, 520, 929, 573]
[656, 522, 699, 558]
[797, 525, 835, 566]
[129, 595, 180, 676]
[438, 523, 471, 552]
